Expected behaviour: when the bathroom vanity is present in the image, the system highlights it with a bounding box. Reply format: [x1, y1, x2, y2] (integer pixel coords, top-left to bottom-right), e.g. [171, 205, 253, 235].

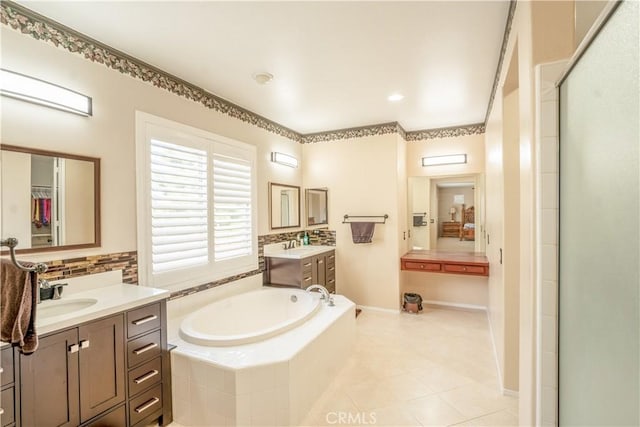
[265, 245, 336, 293]
[401, 249, 489, 277]
[0, 284, 171, 427]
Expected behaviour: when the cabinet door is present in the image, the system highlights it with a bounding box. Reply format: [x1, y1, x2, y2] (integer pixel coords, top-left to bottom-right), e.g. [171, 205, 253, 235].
[78, 314, 125, 423]
[20, 329, 79, 427]
[313, 255, 326, 287]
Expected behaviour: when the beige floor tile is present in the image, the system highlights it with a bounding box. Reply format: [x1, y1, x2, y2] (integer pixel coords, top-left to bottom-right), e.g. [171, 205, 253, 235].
[454, 409, 520, 426]
[438, 383, 518, 419]
[406, 394, 468, 426]
[300, 307, 519, 426]
[369, 403, 423, 426]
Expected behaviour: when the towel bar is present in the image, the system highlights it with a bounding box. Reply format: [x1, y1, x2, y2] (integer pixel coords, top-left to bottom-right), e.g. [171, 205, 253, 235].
[0, 238, 48, 273]
[342, 214, 389, 224]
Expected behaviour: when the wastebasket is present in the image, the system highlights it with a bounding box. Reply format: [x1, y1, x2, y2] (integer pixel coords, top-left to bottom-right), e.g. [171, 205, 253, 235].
[403, 292, 423, 313]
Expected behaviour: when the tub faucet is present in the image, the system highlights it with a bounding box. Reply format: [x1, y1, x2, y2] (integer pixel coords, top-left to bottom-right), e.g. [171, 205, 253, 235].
[305, 284, 334, 306]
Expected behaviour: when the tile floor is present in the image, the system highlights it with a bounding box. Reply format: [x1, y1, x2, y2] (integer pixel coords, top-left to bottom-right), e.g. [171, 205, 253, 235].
[168, 306, 518, 426]
[300, 307, 518, 426]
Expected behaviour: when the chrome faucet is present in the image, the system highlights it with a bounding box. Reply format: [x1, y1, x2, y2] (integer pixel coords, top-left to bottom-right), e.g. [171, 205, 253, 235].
[305, 284, 335, 306]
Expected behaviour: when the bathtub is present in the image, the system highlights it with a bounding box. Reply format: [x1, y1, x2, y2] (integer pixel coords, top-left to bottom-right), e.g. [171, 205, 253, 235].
[180, 288, 320, 346]
[171, 287, 356, 426]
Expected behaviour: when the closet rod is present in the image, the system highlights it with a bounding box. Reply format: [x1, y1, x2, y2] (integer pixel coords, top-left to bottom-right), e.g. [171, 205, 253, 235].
[0, 238, 48, 273]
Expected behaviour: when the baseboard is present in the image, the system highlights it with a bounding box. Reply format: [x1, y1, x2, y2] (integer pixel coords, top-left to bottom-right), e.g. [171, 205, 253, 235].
[423, 300, 487, 311]
[357, 305, 400, 314]
[486, 310, 506, 393]
[503, 388, 519, 397]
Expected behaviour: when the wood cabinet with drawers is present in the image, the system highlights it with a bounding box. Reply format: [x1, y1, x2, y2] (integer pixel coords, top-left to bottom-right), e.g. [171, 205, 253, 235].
[5, 298, 171, 427]
[441, 222, 461, 238]
[266, 249, 337, 293]
[401, 250, 489, 277]
[0, 346, 19, 427]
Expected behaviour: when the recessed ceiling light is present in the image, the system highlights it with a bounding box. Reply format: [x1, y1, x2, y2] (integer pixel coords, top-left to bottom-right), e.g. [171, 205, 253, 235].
[253, 72, 273, 85]
[388, 93, 404, 102]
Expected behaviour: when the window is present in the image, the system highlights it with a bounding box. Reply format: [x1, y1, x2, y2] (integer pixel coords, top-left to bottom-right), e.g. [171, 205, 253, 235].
[136, 112, 257, 290]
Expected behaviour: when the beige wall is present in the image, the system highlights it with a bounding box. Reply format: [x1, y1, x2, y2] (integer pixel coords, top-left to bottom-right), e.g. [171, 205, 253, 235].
[1, 27, 303, 264]
[302, 134, 403, 310]
[485, 1, 576, 422]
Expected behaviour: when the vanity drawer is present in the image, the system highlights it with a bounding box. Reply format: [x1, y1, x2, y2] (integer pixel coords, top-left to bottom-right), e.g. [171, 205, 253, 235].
[326, 278, 336, 294]
[301, 257, 313, 274]
[127, 303, 161, 339]
[1, 386, 15, 426]
[1, 347, 14, 387]
[403, 261, 441, 272]
[326, 264, 336, 280]
[302, 275, 313, 287]
[84, 404, 126, 427]
[443, 263, 488, 275]
[326, 251, 335, 268]
[129, 384, 162, 427]
[128, 330, 161, 368]
[128, 357, 162, 397]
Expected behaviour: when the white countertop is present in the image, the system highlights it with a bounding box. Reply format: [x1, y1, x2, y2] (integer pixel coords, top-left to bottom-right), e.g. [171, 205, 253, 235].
[34, 284, 169, 337]
[263, 244, 335, 260]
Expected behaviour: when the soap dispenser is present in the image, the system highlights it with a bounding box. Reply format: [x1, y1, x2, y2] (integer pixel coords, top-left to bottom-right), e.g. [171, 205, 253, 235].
[303, 231, 310, 245]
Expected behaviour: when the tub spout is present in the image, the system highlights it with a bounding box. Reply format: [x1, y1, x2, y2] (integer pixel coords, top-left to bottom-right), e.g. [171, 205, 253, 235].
[305, 284, 334, 306]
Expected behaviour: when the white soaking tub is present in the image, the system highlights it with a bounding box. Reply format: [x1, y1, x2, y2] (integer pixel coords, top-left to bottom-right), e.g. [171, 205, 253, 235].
[171, 287, 356, 427]
[180, 287, 320, 346]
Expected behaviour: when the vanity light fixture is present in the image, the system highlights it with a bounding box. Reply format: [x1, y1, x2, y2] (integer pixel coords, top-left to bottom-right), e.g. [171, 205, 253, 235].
[0, 69, 92, 116]
[271, 152, 298, 168]
[422, 154, 467, 167]
[387, 93, 404, 102]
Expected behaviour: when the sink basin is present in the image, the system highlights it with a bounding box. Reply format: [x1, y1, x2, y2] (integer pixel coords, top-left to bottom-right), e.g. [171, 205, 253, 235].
[264, 245, 335, 259]
[38, 298, 98, 319]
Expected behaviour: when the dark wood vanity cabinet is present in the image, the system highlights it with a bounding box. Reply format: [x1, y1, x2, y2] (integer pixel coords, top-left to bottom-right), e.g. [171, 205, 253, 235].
[1, 346, 19, 427]
[266, 250, 336, 293]
[20, 314, 125, 427]
[13, 299, 171, 427]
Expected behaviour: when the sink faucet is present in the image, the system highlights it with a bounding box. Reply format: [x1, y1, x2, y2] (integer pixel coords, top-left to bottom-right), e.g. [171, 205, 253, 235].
[305, 284, 335, 306]
[52, 283, 67, 300]
[283, 240, 297, 250]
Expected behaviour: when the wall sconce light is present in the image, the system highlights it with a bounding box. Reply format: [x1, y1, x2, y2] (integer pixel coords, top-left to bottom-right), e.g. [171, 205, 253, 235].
[422, 154, 467, 167]
[0, 69, 92, 116]
[271, 152, 298, 168]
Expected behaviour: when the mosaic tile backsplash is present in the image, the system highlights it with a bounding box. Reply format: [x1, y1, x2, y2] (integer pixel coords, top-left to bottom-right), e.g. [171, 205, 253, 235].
[33, 229, 336, 300]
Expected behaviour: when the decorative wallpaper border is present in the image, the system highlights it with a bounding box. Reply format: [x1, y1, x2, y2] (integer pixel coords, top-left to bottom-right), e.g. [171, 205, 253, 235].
[1, 0, 487, 144]
[405, 123, 486, 141]
[39, 251, 138, 284]
[484, 0, 518, 122]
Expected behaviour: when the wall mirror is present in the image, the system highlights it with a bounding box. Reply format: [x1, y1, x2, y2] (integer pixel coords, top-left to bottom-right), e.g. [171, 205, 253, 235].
[269, 182, 300, 229]
[408, 174, 484, 254]
[1, 144, 101, 253]
[306, 188, 328, 226]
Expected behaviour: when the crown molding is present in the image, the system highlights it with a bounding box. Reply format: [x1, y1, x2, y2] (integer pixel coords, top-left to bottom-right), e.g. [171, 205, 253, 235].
[1, 0, 488, 144]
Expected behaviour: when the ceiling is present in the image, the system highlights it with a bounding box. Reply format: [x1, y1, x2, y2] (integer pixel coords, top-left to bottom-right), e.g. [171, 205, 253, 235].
[18, 1, 510, 134]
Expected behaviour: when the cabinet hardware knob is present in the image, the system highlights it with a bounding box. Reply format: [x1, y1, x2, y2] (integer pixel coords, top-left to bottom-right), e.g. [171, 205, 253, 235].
[132, 314, 158, 325]
[69, 344, 79, 353]
[420, 265, 424, 269]
[79, 340, 90, 349]
[134, 397, 160, 413]
[134, 369, 159, 384]
[133, 342, 158, 355]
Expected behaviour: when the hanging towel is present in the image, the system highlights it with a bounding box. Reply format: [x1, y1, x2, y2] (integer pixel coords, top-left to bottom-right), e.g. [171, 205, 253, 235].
[0, 258, 39, 353]
[350, 222, 376, 244]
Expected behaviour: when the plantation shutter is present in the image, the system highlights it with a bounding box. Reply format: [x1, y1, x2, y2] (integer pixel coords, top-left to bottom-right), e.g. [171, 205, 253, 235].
[212, 154, 253, 261]
[150, 139, 208, 273]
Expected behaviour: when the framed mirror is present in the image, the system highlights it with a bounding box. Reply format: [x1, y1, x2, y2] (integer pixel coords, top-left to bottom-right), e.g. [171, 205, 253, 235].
[306, 188, 328, 226]
[269, 182, 300, 229]
[1, 144, 100, 254]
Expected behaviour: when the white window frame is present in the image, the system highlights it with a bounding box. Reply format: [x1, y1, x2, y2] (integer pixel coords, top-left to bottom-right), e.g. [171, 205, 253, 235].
[135, 111, 258, 290]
